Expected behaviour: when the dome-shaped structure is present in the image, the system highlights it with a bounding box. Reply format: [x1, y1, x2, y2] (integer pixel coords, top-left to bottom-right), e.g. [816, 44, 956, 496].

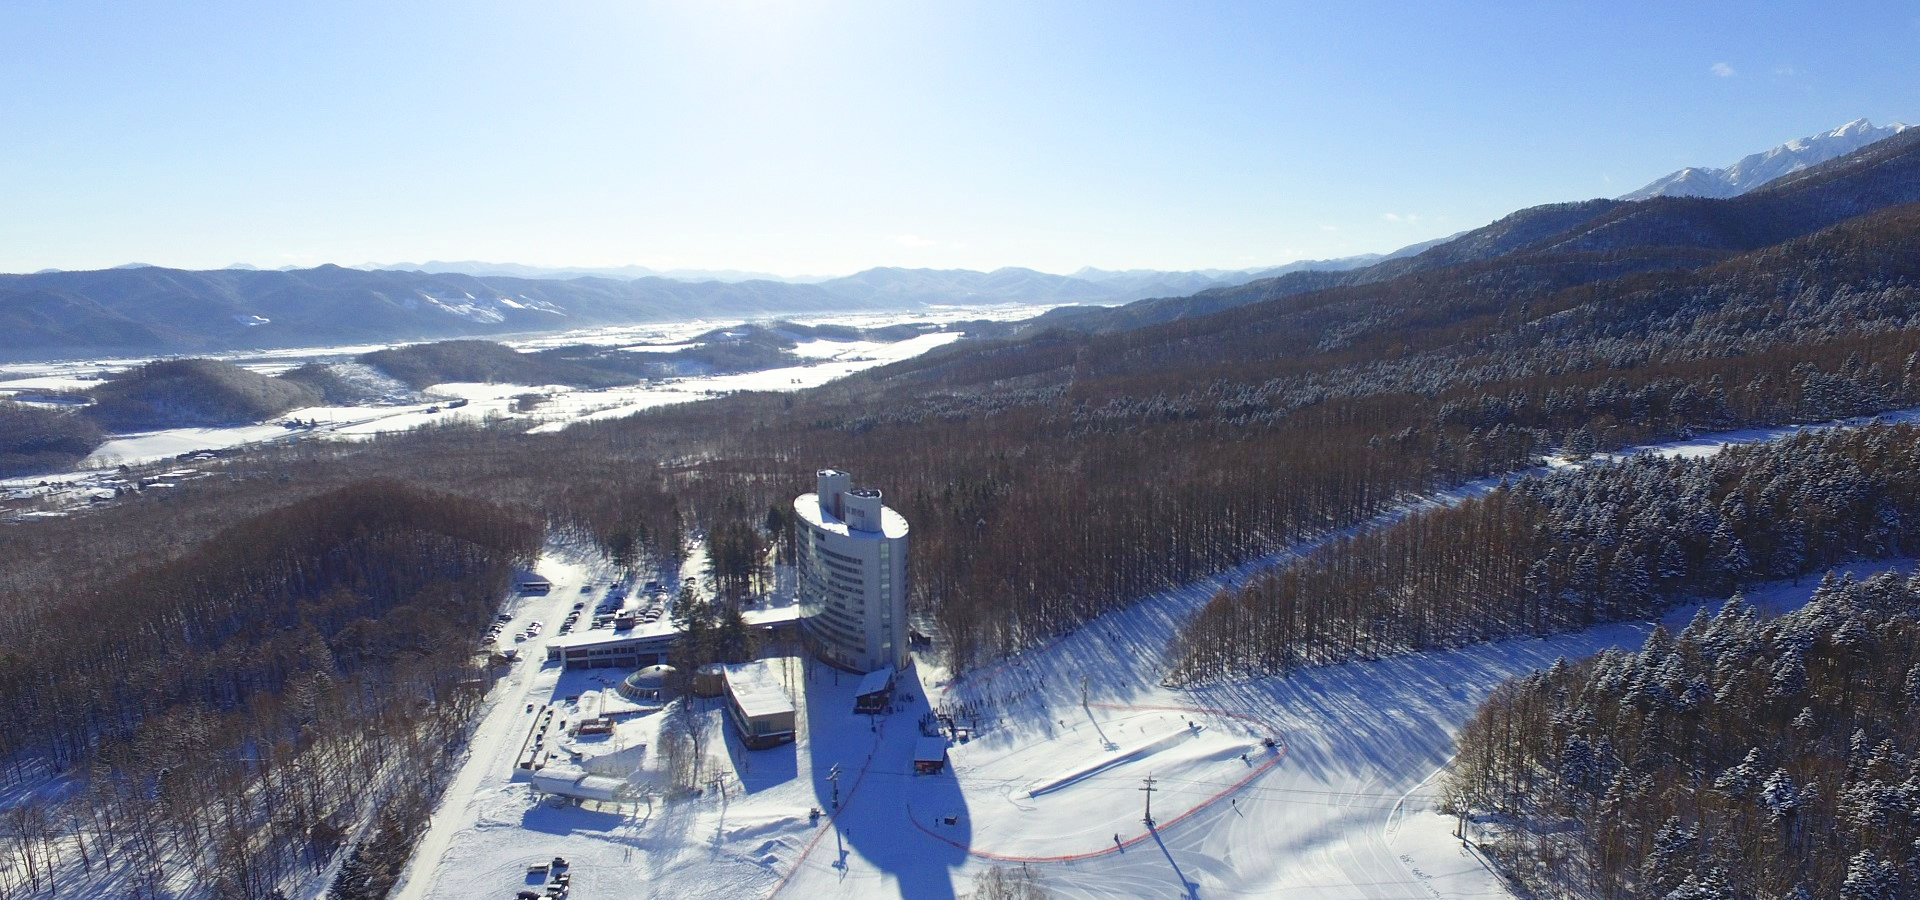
[692, 663, 727, 697]
[617, 664, 679, 702]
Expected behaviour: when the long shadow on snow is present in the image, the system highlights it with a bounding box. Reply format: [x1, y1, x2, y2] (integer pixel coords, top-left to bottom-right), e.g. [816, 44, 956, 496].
[722, 700, 798, 794]
[1188, 620, 1662, 786]
[804, 657, 970, 898]
[519, 801, 630, 835]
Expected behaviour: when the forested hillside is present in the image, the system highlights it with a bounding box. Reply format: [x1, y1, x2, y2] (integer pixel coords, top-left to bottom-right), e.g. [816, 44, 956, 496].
[357, 340, 637, 390]
[0, 401, 104, 475]
[1445, 571, 1920, 898]
[0, 481, 539, 897]
[1167, 424, 1920, 682]
[1098, 127, 1920, 331]
[672, 203, 1920, 669]
[85, 358, 324, 430]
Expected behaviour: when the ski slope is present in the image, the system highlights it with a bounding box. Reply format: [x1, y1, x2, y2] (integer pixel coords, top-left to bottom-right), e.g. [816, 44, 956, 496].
[391, 413, 1920, 900]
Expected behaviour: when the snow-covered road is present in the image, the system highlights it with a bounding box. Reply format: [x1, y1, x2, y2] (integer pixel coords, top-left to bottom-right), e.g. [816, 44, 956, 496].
[388, 553, 606, 900]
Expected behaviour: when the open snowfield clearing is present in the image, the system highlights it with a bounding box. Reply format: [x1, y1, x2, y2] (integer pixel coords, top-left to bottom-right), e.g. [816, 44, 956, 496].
[0, 373, 101, 393]
[492, 303, 1057, 355]
[1017, 712, 1223, 799]
[523, 331, 967, 434]
[0, 302, 1053, 383]
[74, 399, 483, 468]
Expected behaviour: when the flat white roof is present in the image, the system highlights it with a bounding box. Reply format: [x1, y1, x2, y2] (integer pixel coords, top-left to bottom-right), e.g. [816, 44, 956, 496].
[855, 667, 894, 697]
[724, 661, 796, 720]
[548, 624, 677, 651]
[795, 491, 908, 539]
[529, 765, 627, 802]
[742, 605, 802, 628]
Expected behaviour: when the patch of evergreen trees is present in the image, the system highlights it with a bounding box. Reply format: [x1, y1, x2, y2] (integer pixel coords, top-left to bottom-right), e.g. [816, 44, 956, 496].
[1445, 571, 1920, 897]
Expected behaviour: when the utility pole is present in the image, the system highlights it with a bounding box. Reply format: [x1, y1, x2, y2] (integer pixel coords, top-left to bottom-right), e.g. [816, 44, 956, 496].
[828, 764, 846, 868]
[1140, 774, 1157, 828]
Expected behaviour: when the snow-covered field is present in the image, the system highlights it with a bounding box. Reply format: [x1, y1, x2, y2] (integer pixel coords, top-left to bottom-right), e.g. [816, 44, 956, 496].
[1, 308, 1041, 492]
[391, 419, 1919, 900]
[61, 330, 969, 468]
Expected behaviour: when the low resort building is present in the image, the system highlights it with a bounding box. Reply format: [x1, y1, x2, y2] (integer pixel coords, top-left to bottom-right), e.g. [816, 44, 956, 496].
[546, 627, 677, 670]
[530, 765, 632, 805]
[853, 666, 895, 715]
[913, 737, 950, 775]
[723, 660, 797, 750]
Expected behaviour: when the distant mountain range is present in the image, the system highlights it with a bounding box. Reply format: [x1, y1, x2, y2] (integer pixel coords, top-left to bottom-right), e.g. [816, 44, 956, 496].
[0, 266, 865, 360]
[355, 249, 1467, 298]
[0, 251, 1437, 360]
[352, 261, 819, 283]
[1038, 126, 1920, 334]
[1621, 118, 1909, 200]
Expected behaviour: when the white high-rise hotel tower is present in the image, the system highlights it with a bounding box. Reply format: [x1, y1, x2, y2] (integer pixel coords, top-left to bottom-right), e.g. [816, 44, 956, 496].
[795, 469, 909, 673]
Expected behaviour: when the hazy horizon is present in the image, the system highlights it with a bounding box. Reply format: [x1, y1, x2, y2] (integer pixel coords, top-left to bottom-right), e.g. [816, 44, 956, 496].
[3, 1, 1914, 276]
[6, 248, 1415, 281]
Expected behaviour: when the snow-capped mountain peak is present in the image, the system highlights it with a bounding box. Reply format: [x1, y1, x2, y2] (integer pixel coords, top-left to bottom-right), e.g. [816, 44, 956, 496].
[1621, 118, 1910, 201]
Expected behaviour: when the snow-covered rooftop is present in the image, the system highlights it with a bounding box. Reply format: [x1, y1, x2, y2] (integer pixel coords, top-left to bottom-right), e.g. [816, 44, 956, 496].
[740, 605, 801, 628]
[913, 737, 949, 764]
[793, 491, 908, 539]
[722, 660, 794, 720]
[546, 621, 677, 650]
[854, 667, 894, 697]
[528, 765, 627, 803]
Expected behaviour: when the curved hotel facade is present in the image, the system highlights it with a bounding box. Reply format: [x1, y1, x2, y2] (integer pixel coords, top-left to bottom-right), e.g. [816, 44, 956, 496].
[795, 469, 909, 673]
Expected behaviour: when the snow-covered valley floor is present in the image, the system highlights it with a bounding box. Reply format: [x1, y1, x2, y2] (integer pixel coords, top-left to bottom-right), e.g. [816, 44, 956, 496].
[390, 416, 1920, 900]
[2, 305, 1055, 488]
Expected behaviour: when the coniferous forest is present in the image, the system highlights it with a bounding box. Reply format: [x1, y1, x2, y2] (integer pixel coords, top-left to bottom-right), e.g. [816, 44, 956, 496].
[1444, 572, 1920, 899]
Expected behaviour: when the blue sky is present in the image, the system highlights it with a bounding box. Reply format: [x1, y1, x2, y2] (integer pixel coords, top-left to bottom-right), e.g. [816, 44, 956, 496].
[2, 1, 1914, 276]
